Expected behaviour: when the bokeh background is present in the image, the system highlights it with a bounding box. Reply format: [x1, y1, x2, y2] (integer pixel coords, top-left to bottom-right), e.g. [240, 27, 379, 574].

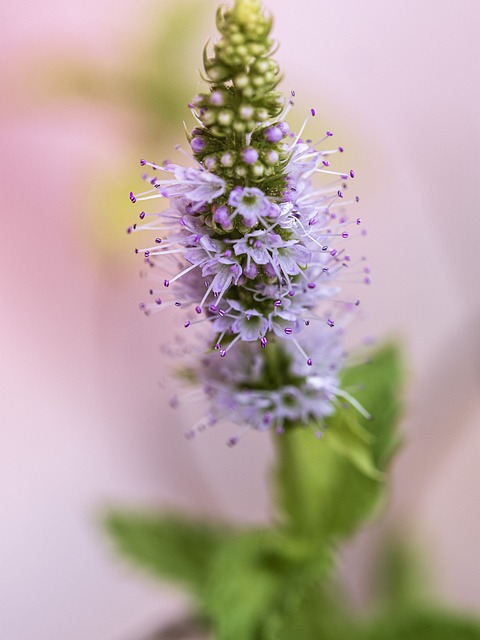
[2, 0, 480, 638]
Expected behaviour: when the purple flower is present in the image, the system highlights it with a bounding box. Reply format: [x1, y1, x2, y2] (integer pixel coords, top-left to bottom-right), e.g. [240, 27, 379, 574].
[184, 329, 347, 443]
[130, 164, 225, 212]
[228, 186, 272, 227]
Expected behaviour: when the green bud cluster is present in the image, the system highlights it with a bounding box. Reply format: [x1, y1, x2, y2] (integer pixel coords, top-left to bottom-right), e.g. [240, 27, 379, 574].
[188, 0, 289, 197]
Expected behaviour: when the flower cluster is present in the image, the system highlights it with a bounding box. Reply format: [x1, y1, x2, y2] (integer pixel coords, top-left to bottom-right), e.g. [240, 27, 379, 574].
[129, 0, 369, 443]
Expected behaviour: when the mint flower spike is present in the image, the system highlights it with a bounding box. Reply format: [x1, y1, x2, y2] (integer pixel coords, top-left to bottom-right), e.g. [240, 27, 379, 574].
[129, 0, 371, 442]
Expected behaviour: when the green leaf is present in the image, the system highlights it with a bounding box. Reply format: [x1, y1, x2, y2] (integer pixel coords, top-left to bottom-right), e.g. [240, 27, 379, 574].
[274, 421, 383, 540]
[327, 411, 384, 481]
[105, 511, 230, 595]
[373, 539, 432, 611]
[274, 343, 403, 541]
[204, 529, 330, 640]
[341, 343, 404, 469]
[268, 577, 357, 640]
[365, 609, 480, 640]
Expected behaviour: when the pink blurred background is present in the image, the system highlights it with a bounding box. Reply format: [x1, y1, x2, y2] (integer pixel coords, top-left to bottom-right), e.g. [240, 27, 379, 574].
[1, 0, 480, 638]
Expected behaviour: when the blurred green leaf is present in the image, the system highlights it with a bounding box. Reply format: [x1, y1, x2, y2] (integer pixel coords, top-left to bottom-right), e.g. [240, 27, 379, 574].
[373, 539, 432, 611]
[105, 511, 230, 595]
[267, 577, 356, 640]
[47, 1, 210, 139]
[364, 610, 480, 640]
[204, 529, 331, 640]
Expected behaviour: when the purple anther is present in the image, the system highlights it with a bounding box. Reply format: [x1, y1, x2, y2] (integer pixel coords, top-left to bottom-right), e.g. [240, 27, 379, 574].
[260, 337, 267, 348]
[307, 282, 316, 289]
[364, 276, 371, 285]
[330, 249, 337, 257]
[209, 304, 217, 312]
[356, 218, 361, 225]
[184, 321, 191, 328]
[327, 318, 335, 327]
[144, 251, 150, 257]
[139, 303, 146, 311]
[305, 320, 310, 326]
[288, 290, 295, 296]
[133, 224, 137, 230]
[163, 279, 169, 287]
[311, 108, 316, 116]
[284, 327, 293, 335]
[220, 349, 227, 357]
[337, 190, 343, 198]
[155, 298, 162, 305]
[345, 255, 351, 261]
[322, 160, 330, 167]
[227, 436, 239, 447]
[342, 232, 349, 238]
[338, 146, 344, 152]
[155, 238, 161, 243]
[326, 131, 333, 137]
[322, 267, 329, 273]
[275, 426, 284, 434]
[291, 89, 296, 97]
[263, 413, 272, 425]
[355, 300, 360, 306]
[307, 358, 313, 366]
[309, 218, 317, 226]
[126, 227, 132, 234]
[140, 159, 146, 166]
[274, 300, 282, 307]
[134, 248, 139, 254]
[322, 245, 328, 251]
[350, 169, 355, 178]
[129, 192, 136, 203]
[355, 196, 360, 202]
[218, 309, 226, 317]
[195, 306, 202, 314]
[175, 301, 181, 307]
